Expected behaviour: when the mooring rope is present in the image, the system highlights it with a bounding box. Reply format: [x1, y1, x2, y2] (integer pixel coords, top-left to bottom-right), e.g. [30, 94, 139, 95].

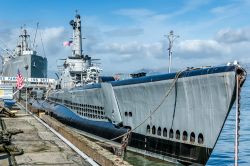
[234, 66, 247, 166]
[235, 75, 240, 166]
[98, 69, 187, 144]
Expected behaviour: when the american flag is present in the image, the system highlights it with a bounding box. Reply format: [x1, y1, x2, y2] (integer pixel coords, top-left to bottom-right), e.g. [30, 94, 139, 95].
[63, 41, 73, 47]
[16, 69, 24, 89]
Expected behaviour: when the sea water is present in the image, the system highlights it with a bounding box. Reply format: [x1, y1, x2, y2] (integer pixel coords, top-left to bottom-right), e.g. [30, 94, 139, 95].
[207, 74, 249, 165]
[125, 75, 249, 166]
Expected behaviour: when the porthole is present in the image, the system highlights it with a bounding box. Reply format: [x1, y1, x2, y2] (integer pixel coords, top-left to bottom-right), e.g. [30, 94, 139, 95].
[125, 112, 128, 116]
[198, 133, 204, 144]
[152, 126, 156, 135]
[146, 125, 150, 134]
[157, 127, 161, 136]
[176, 130, 180, 140]
[169, 129, 173, 139]
[163, 128, 167, 137]
[190, 132, 195, 143]
[129, 112, 132, 117]
[183, 131, 188, 141]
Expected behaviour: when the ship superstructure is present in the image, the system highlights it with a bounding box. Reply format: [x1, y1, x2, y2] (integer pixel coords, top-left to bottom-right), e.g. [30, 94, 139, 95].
[33, 13, 246, 165]
[1, 28, 47, 78]
[56, 14, 101, 89]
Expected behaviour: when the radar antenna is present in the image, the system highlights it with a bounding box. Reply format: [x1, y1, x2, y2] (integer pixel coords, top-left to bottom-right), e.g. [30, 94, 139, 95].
[164, 30, 179, 73]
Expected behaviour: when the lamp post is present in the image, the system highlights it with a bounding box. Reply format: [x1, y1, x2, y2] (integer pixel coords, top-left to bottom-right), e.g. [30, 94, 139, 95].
[165, 30, 179, 73]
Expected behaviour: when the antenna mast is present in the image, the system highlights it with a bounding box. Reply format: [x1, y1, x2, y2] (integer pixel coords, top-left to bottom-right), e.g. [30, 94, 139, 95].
[165, 30, 179, 73]
[33, 22, 39, 49]
[70, 10, 82, 57]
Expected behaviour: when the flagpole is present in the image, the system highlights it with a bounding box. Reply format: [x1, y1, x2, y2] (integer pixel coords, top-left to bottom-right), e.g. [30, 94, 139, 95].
[25, 68, 28, 114]
[26, 84, 27, 114]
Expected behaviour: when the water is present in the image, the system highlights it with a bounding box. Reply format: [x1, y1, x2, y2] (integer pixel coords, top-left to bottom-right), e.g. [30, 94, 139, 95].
[207, 75, 250, 165]
[124, 74, 250, 165]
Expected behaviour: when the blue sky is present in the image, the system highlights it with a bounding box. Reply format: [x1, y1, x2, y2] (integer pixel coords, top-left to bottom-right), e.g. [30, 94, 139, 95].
[1, 0, 250, 75]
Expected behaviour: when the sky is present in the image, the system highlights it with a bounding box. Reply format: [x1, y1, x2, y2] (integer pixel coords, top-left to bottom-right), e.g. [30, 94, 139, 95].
[0, 0, 250, 75]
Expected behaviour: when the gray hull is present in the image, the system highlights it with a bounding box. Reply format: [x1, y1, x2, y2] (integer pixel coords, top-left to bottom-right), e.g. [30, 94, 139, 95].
[2, 54, 47, 78]
[47, 65, 246, 165]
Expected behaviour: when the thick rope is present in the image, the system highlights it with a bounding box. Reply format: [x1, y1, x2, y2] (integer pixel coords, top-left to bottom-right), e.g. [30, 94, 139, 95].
[234, 66, 247, 166]
[235, 75, 240, 166]
[99, 69, 186, 143]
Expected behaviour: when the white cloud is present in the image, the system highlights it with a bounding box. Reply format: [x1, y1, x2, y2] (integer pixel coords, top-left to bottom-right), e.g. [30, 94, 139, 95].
[94, 41, 164, 61]
[114, 8, 154, 18]
[1, 2, 250, 76]
[177, 39, 230, 57]
[210, 4, 235, 15]
[104, 28, 144, 37]
[215, 27, 250, 43]
[114, 1, 210, 23]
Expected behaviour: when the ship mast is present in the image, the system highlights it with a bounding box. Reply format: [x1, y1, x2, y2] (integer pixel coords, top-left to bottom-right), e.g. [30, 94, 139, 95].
[20, 27, 30, 52]
[165, 30, 179, 73]
[70, 12, 82, 57]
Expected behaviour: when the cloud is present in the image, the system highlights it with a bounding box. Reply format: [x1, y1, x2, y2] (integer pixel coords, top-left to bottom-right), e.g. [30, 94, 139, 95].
[177, 39, 230, 58]
[210, 4, 235, 15]
[114, 8, 170, 23]
[39, 27, 67, 54]
[114, 8, 154, 18]
[36, 27, 71, 70]
[1, 3, 250, 76]
[169, 0, 211, 18]
[82, 24, 250, 74]
[94, 41, 164, 62]
[114, 1, 210, 22]
[104, 28, 144, 37]
[215, 27, 250, 43]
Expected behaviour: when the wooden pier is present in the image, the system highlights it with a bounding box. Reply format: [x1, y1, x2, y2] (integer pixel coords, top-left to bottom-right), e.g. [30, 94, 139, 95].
[0, 101, 131, 166]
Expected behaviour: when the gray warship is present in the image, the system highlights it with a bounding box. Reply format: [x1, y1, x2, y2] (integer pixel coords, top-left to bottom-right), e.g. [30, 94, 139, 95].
[1, 28, 47, 78]
[33, 14, 246, 165]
